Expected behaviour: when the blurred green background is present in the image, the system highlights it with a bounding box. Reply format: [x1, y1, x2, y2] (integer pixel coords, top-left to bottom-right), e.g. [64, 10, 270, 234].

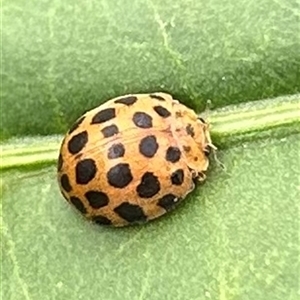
[2, 0, 299, 139]
[2, 0, 300, 300]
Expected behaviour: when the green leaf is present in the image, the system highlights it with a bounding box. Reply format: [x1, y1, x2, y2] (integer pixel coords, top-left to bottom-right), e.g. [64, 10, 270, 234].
[2, 0, 300, 139]
[2, 1, 300, 298]
[2, 133, 299, 300]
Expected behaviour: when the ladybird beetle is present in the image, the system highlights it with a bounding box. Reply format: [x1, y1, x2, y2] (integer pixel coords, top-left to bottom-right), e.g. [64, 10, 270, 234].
[57, 92, 217, 227]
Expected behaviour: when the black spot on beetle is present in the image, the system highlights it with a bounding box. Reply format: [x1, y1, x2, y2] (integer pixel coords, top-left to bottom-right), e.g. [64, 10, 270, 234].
[69, 116, 85, 134]
[114, 202, 147, 223]
[157, 194, 179, 211]
[75, 159, 97, 184]
[57, 153, 63, 171]
[198, 117, 206, 123]
[92, 215, 112, 225]
[171, 169, 184, 185]
[70, 196, 87, 214]
[136, 172, 160, 198]
[132, 112, 153, 129]
[101, 124, 119, 138]
[139, 135, 158, 158]
[186, 124, 195, 137]
[153, 105, 171, 118]
[85, 191, 109, 208]
[107, 163, 133, 188]
[107, 143, 125, 159]
[175, 111, 182, 118]
[60, 174, 72, 192]
[114, 96, 138, 106]
[183, 145, 191, 153]
[91, 108, 116, 124]
[150, 94, 166, 101]
[166, 146, 181, 163]
[67, 131, 88, 154]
